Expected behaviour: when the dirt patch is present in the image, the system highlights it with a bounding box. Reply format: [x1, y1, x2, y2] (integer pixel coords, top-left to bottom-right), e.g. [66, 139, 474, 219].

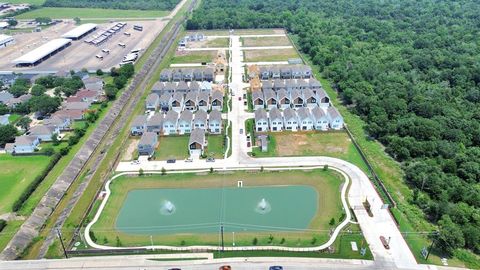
[122, 138, 138, 161]
[274, 131, 350, 156]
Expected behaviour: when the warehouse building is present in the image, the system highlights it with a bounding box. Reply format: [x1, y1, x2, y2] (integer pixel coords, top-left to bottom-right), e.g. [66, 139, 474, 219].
[61, 23, 97, 40]
[12, 38, 72, 67]
[0, 34, 14, 48]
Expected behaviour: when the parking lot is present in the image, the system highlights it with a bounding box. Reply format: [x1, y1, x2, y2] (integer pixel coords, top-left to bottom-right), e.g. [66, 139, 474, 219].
[0, 19, 167, 72]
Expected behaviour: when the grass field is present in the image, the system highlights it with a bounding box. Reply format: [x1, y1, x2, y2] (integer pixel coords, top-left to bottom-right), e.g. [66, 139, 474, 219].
[188, 29, 284, 36]
[204, 38, 229, 47]
[187, 38, 229, 48]
[90, 169, 346, 247]
[154, 136, 189, 160]
[15, 7, 168, 19]
[244, 48, 298, 62]
[170, 50, 216, 64]
[251, 131, 369, 174]
[242, 36, 291, 47]
[0, 155, 50, 215]
[205, 134, 225, 159]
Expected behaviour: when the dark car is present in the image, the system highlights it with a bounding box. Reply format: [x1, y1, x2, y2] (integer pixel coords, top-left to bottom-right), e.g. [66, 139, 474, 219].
[206, 157, 215, 162]
[269, 266, 283, 270]
[168, 268, 181, 270]
[219, 266, 231, 270]
[380, 236, 390, 249]
[167, 159, 176, 163]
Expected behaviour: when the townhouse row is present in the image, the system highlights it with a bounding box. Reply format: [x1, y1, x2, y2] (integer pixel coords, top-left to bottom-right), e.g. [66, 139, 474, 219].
[146, 89, 224, 113]
[248, 65, 313, 80]
[159, 67, 215, 82]
[254, 106, 344, 132]
[252, 87, 330, 110]
[131, 109, 223, 137]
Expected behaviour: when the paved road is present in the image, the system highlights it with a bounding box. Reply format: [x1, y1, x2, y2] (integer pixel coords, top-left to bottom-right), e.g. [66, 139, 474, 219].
[0, 255, 379, 270]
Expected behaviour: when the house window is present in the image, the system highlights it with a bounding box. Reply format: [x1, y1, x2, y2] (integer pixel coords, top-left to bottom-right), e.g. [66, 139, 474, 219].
[287, 121, 291, 124]
[180, 124, 184, 127]
[215, 129, 219, 132]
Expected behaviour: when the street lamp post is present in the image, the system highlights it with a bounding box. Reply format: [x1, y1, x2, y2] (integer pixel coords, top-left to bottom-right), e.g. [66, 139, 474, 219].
[232, 232, 235, 246]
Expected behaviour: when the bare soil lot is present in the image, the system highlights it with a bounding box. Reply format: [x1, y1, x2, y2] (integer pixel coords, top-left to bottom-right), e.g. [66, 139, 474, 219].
[243, 48, 298, 62]
[242, 36, 291, 47]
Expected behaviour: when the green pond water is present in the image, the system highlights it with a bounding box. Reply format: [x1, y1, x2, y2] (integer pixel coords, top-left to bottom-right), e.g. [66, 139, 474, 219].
[115, 185, 318, 235]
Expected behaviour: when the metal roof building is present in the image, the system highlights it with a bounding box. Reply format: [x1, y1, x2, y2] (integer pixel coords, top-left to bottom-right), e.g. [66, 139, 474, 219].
[12, 38, 72, 67]
[61, 23, 97, 40]
[0, 34, 14, 48]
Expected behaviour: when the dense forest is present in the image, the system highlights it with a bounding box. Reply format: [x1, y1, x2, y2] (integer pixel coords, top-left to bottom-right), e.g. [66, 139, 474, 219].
[43, 0, 180, 10]
[187, 0, 480, 255]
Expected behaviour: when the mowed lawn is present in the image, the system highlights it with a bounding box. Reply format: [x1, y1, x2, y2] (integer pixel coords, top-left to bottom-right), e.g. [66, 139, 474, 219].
[205, 134, 224, 158]
[0, 155, 50, 214]
[154, 136, 189, 160]
[90, 169, 345, 247]
[16, 7, 168, 19]
[242, 36, 291, 47]
[244, 48, 298, 62]
[170, 50, 216, 64]
[253, 131, 369, 173]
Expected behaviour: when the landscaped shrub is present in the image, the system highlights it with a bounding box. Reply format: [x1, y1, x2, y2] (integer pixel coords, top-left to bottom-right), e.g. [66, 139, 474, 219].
[0, 219, 6, 233]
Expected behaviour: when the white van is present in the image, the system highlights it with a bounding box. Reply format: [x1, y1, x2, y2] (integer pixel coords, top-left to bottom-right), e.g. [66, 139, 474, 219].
[130, 48, 142, 54]
[95, 55, 104, 60]
[123, 32, 131, 36]
[102, 48, 110, 54]
[118, 43, 126, 48]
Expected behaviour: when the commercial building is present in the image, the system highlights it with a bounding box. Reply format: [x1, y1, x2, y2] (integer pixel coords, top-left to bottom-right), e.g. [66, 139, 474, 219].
[12, 38, 72, 67]
[61, 23, 97, 40]
[0, 34, 14, 48]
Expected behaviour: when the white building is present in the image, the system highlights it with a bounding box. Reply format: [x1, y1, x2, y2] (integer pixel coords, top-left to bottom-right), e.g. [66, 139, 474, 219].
[283, 108, 298, 131]
[254, 108, 269, 132]
[0, 34, 14, 48]
[268, 107, 283, 132]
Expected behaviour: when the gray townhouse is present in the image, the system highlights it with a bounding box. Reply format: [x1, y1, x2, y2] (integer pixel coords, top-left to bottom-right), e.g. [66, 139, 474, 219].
[254, 108, 269, 132]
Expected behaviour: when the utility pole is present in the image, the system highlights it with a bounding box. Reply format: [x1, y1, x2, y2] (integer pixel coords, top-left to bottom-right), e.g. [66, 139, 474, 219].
[56, 228, 68, 259]
[220, 224, 225, 252]
[426, 231, 439, 260]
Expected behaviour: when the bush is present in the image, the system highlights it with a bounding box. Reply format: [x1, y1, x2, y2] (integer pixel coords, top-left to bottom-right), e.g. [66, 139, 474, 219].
[89, 230, 97, 242]
[96, 69, 104, 76]
[329, 218, 335, 226]
[43, 147, 55, 156]
[252, 237, 258, 245]
[12, 153, 62, 211]
[60, 146, 70, 156]
[0, 219, 6, 233]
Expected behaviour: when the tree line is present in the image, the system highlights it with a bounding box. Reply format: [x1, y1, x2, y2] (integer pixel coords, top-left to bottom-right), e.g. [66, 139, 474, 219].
[43, 0, 180, 11]
[187, 0, 480, 256]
